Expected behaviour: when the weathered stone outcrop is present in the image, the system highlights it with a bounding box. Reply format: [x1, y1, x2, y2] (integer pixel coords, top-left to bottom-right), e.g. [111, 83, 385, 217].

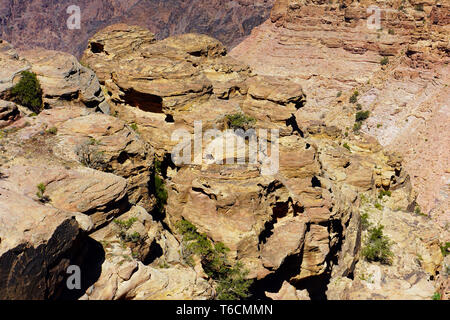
[0, 188, 83, 300]
[0, 100, 19, 128]
[0, 2, 447, 299]
[0, 41, 109, 113]
[82, 206, 214, 300]
[266, 281, 310, 300]
[231, 0, 450, 232]
[0, 40, 212, 299]
[20, 49, 110, 112]
[79, 23, 445, 301]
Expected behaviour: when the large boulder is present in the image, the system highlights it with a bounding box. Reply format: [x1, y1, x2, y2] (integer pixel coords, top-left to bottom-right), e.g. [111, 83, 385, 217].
[0, 188, 83, 300]
[21, 49, 110, 113]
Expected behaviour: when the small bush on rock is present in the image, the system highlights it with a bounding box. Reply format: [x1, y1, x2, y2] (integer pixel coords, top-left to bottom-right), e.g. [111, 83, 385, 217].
[349, 90, 359, 104]
[114, 217, 141, 243]
[176, 219, 253, 300]
[378, 189, 391, 199]
[380, 57, 389, 66]
[361, 212, 371, 230]
[355, 111, 370, 122]
[11, 71, 43, 114]
[362, 225, 394, 265]
[226, 113, 256, 130]
[154, 173, 167, 216]
[75, 139, 106, 170]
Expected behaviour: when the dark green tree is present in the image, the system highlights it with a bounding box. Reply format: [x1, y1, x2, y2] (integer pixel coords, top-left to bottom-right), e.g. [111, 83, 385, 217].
[11, 71, 43, 113]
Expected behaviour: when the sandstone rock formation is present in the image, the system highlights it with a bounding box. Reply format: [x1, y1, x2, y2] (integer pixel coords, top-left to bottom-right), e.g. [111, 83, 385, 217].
[0, 40, 109, 113]
[266, 281, 310, 300]
[0, 100, 19, 128]
[0, 2, 447, 300]
[0, 189, 82, 300]
[231, 0, 450, 232]
[0, 39, 213, 299]
[79, 23, 446, 299]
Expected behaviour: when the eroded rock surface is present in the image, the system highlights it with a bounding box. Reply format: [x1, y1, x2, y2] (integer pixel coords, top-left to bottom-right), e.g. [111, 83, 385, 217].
[0, 5, 447, 299]
[231, 0, 450, 231]
[80, 23, 446, 300]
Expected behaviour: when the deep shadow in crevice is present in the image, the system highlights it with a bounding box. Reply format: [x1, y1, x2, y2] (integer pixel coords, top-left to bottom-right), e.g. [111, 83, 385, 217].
[311, 176, 322, 188]
[142, 240, 163, 266]
[58, 237, 105, 300]
[258, 201, 289, 245]
[292, 273, 330, 300]
[123, 88, 164, 113]
[117, 151, 130, 164]
[148, 153, 176, 224]
[165, 114, 175, 123]
[292, 218, 346, 300]
[249, 252, 304, 300]
[293, 203, 305, 216]
[294, 98, 306, 110]
[286, 115, 304, 138]
[90, 42, 104, 54]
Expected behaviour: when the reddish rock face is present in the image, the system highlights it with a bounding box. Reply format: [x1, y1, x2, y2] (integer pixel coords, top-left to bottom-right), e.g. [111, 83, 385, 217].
[0, 0, 274, 57]
[231, 0, 450, 229]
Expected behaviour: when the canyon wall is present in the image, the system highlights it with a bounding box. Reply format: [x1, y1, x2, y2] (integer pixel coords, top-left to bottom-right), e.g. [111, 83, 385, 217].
[0, 1, 448, 300]
[0, 0, 274, 56]
[231, 0, 450, 228]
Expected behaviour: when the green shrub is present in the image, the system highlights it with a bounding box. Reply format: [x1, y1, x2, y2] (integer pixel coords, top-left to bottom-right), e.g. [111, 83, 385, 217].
[388, 29, 395, 35]
[361, 212, 371, 230]
[114, 217, 138, 230]
[356, 111, 370, 122]
[127, 231, 142, 243]
[380, 57, 389, 66]
[356, 103, 362, 110]
[36, 183, 46, 199]
[349, 90, 359, 104]
[374, 202, 383, 210]
[353, 122, 362, 133]
[46, 127, 58, 135]
[36, 183, 50, 202]
[414, 205, 427, 217]
[154, 174, 168, 216]
[226, 113, 256, 130]
[154, 158, 162, 174]
[360, 194, 368, 204]
[11, 71, 43, 113]
[176, 219, 253, 300]
[336, 91, 342, 98]
[440, 242, 450, 257]
[130, 123, 139, 133]
[432, 292, 441, 300]
[362, 225, 394, 265]
[343, 143, 351, 151]
[215, 262, 252, 300]
[378, 189, 392, 199]
[414, 4, 424, 11]
[114, 217, 141, 243]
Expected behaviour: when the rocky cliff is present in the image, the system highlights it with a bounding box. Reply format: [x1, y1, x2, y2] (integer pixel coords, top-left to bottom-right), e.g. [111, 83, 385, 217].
[0, 2, 448, 300]
[231, 0, 450, 231]
[0, 0, 274, 57]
